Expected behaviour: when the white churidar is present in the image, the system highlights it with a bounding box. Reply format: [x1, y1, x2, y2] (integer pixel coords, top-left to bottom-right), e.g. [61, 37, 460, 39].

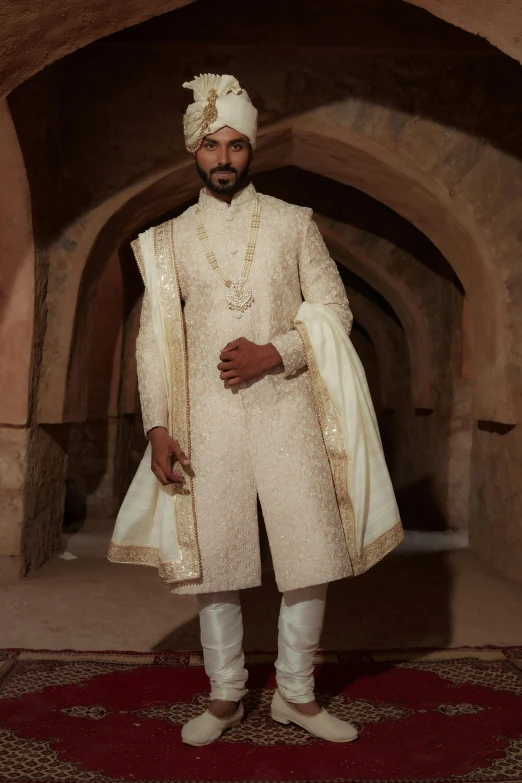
[275, 584, 328, 703]
[197, 591, 249, 702]
[197, 584, 327, 703]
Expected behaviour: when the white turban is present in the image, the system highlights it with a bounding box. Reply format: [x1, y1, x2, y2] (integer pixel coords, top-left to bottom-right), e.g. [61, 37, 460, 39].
[182, 74, 258, 154]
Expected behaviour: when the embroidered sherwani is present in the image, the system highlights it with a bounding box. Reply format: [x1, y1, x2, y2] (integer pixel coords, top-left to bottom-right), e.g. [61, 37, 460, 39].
[133, 184, 355, 594]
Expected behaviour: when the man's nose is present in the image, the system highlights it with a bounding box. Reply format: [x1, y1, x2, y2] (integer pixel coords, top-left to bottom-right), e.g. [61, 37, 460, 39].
[217, 146, 231, 166]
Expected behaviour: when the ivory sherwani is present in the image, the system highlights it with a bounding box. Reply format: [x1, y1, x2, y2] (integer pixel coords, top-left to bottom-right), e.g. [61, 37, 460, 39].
[109, 183, 403, 593]
[142, 183, 352, 594]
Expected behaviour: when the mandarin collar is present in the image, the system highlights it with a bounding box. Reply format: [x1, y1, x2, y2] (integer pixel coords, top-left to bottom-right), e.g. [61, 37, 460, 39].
[198, 182, 257, 212]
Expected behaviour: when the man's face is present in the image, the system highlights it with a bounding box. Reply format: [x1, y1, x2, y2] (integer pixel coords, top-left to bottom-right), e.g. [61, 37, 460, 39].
[195, 126, 252, 195]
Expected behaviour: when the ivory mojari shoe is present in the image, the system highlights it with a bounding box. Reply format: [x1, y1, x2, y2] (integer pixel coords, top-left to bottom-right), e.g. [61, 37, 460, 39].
[271, 690, 358, 743]
[181, 703, 244, 746]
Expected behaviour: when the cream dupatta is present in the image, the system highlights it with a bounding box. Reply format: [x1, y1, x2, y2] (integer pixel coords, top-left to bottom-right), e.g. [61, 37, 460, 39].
[294, 302, 403, 575]
[108, 222, 202, 584]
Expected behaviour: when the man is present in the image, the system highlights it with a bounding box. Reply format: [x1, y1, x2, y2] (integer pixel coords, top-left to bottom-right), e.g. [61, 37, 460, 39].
[109, 74, 402, 746]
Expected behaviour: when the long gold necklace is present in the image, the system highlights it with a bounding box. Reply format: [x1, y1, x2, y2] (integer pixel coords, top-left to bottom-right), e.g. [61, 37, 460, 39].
[195, 195, 261, 318]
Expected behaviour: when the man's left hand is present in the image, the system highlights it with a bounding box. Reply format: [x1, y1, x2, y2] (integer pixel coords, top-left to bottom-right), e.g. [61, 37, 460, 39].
[218, 338, 282, 386]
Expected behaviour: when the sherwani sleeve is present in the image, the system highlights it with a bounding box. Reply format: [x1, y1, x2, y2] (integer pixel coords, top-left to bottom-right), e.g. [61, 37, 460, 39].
[136, 288, 168, 436]
[271, 213, 353, 377]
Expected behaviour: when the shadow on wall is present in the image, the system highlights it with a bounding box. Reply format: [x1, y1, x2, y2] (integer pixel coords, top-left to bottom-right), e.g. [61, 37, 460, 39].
[394, 477, 448, 532]
[63, 475, 88, 532]
[378, 395, 459, 532]
[62, 414, 147, 533]
[62, 246, 146, 531]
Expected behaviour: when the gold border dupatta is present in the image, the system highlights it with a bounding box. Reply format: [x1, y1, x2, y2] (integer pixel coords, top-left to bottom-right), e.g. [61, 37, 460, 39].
[294, 302, 403, 575]
[108, 222, 202, 585]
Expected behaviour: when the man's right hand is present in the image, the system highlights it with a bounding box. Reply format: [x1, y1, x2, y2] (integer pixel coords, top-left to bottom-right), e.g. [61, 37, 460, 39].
[147, 427, 189, 485]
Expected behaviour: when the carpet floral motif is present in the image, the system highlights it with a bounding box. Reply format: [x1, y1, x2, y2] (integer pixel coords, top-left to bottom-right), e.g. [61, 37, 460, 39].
[0, 729, 119, 783]
[435, 703, 485, 717]
[61, 704, 111, 721]
[399, 658, 522, 696]
[0, 660, 142, 700]
[458, 736, 522, 781]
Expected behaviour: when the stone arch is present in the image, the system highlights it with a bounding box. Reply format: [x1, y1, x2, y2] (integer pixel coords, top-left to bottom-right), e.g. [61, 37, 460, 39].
[1, 0, 521, 104]
[0, 100, 35, 574]
[345, 286, 409, 411]
[288, 117, 511, 422]
[38, 161, 202, 424]
[317, 215, 437, 411]
[404, 0, 522, 64]
[38, 121, 497, 425]
[0, 100, 34, 426]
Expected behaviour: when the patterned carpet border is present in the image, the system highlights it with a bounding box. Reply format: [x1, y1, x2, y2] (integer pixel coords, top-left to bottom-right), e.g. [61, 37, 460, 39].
[2, 645, 522, 663]
[2, 645, 522, 686]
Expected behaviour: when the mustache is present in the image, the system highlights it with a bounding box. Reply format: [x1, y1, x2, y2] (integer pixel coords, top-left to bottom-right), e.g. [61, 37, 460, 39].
[211, 166, 237, 175]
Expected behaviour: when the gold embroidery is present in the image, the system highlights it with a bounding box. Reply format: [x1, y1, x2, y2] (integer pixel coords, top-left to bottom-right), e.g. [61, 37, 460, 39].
[295, 320, 357, 571]
[184, 88, 219, 154]
[355, 521, 404, 575]
[108, 542, 159, 566]
[107, 541, 202, 583]
[170, 219, 202, 576]
[294, 320, 403, 576]
[155, 221, 201, 578]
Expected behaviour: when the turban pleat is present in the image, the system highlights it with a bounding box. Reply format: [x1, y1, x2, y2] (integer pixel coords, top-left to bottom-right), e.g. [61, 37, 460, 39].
[183, 74, 258, 153]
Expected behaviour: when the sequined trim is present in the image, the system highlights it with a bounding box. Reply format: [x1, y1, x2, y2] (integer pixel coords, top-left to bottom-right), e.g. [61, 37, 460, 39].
[107, 541, 199, 584]
[294, 320, 402, 576]
[110, 222, 202, 585]
[355, 521, 404, 575]
[156, 221, 200, 577]
[294, 321, 356, 571]
[167, 219, 202, 577]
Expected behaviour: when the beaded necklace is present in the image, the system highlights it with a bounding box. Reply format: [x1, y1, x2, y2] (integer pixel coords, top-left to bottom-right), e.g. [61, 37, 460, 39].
[195, 195, 261, 318]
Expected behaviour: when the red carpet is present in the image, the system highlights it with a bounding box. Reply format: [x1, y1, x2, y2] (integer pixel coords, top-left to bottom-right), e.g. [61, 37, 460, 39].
[1, 648, 522, 782]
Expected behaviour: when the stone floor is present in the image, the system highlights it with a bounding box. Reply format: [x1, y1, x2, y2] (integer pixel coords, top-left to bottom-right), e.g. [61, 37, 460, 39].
[2, 519, 522, 652]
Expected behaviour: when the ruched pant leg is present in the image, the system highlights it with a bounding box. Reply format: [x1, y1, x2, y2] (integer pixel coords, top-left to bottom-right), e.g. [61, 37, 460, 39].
[275, 583, 328, 703]
[197, 591, 248, 701]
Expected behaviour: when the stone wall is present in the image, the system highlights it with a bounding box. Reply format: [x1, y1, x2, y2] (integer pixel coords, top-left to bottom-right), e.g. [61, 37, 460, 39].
[470, 425, 522, 577]
[0, 429, 28, 578]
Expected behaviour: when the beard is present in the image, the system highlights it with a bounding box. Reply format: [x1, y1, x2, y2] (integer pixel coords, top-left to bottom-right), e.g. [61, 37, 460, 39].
[196, 161, 251, 195]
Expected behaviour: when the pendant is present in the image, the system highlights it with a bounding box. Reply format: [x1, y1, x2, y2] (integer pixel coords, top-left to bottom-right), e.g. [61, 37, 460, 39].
[232, 311, 242, 319]
[226, 283, 253, 315]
